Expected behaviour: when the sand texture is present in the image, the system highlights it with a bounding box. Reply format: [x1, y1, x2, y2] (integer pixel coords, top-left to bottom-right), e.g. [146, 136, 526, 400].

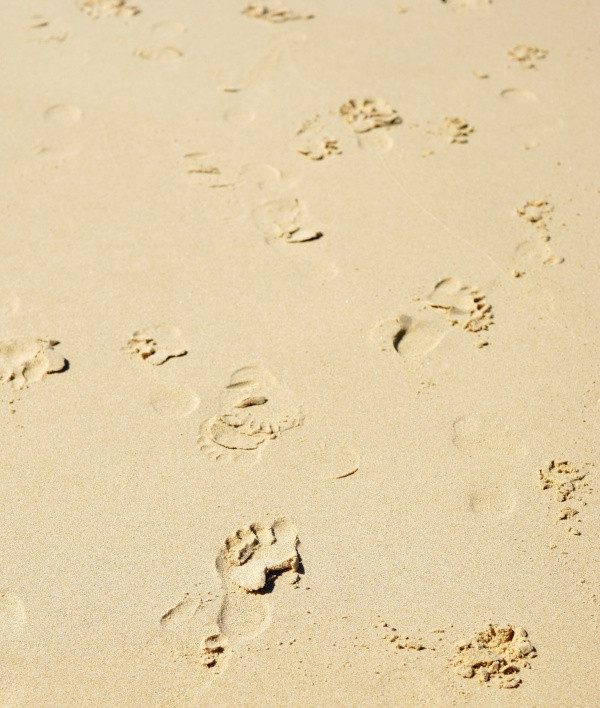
[0, 0, 599, 705]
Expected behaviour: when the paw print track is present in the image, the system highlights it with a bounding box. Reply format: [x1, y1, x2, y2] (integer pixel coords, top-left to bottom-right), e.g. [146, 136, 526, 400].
[0, 337, 67, 389]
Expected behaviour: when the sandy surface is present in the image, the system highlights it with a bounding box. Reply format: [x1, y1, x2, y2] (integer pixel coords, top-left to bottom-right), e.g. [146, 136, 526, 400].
[0, 0, 599, 705]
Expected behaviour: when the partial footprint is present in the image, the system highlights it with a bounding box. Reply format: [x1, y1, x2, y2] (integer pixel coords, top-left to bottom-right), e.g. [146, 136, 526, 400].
[135, 46, 183, 63]
[539, 459, 594, 536]
[466, 486, 517, 520]
[77, 0, 141, 19]
[426, 278, 493, 338]
[0, 591, 27, 640]
[441, 0, 492, 9]
[252, 195, 323, 243]
[34, 105, 84, 168]
[125, 324, 187, 365]
[442, 117, 475, 144]
[184, 152, 237, 188]
[295, 115, 341, 161]
[369, 313, 447, 358]
[29, 14, 67, 43]
[199, 367, 304, 465]
[242, 3, 314, 22]
[453, 625, 537, 688]
[339, 98, 402, 133]
[43, 104, 82, 126]
[500, 88, 539, 103]
[0, 338, 67, 389]
[514, 199, 563, 268]
[508, 45, 548, 70]
[149, 385, 199, 418]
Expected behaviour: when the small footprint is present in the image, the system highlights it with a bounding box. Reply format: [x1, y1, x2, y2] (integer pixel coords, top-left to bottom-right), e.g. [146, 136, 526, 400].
[125, 324, 187, 365]
[369, 313, 447, 358]
[0, 337, 67, 389]
[500, 88, 538, 103]
[77, 0, 141, 19]
[252, 195, 323, 243]
[242, 4, 314, 22]
[29, 15, 67, 43]
[295, 115, 341, 161]
[184, 152, 237, 189]
[508, 45, 548, 70]
[425, 278, 493, 338]
[442, 117, 475, 144]
[198, 366, 304, 465]
[0, 591, 27, 640]
[34, 105, 84, 168]
[514, 199, 563, 268]
[539, 459, 594, 536]
[43, 104, 83, 126]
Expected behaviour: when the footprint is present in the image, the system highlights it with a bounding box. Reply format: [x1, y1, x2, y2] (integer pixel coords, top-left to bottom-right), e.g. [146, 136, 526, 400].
[0, 338, 67, 389]
[500, 88, 538, 103]
[125, 324, 187, 365]
[514, 200, 563, 268]
[159, 518, 299, 679]
[452, 414, 527, 458]
[198, 366, 304, 465]
[29, 15, 68, 43]
[149, 385, 199, 418]
[466, 486, 517, 519]
[539, 460, 594, 536]
[425, 278, 493, 338]
[184, 152, 237, 189]
[508, 45, 548, 70]
[453, 625, 537, 688]
[357, 130, 395, 153]
[295, 115, 341, 161]
[223, 105, 256, 125]
[0, 591, 27, 640]
[339, 98, 402, 133]
[241, 3, 314, 22]
[135, 46, 183, 63]
[43, 104, 82, 126]
[151, 20, 186, 39]
[442, 117, 475, 144]
[252, 196, 323, 243]
[369, 313, 447, 358]
[77, 0, 141, 19]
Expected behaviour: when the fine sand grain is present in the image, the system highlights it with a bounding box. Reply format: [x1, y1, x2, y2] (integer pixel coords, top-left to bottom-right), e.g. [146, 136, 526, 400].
[0, 0, 599, 705]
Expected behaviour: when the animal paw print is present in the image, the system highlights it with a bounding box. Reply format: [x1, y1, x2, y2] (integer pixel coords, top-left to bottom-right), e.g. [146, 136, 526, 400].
[125, 324, 187, 365]
[199, 366, 304, 464]
[453, 625, 537, 689]
[0, 337, 67, 389]
[539, 459, 593, 536]
[426, 278, 493, 338]
[252, 196, 323, 243]
[77, 0, 141, 18]
[242, 3, 314, 22]
[339, 98, 402, 133]
[508, 45, 548, 70]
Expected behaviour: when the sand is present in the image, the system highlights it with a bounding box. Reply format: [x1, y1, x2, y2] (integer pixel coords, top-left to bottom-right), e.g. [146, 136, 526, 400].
[0, 0, 598, 705]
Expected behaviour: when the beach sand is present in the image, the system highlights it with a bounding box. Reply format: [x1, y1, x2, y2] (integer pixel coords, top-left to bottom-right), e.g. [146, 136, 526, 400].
[0, 0, 599, 705]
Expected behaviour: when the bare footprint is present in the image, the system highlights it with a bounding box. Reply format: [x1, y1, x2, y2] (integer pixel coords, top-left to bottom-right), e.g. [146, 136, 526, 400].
[500, 88, 539, 103]
[158, 518, 300, 681]
[149, 385, 199, 418]
[0, 591, 27, 640]
[295, 115, 341, 161]
[252, 195, 323, 243]
[441, 0, 492, 10]
[135, 46, 183, 63]
[125, 324, 187, 365]
[508, 45, 548, 70]
[425, 278, 493, 339]
[0, 338, 67, 389]
[442, 117, 475, 144]
[43, 104, 83, 126]
[339, 98, 402, 133]
[369, 313, 448, 358]
[77, 0, 141, 19]
[242, 3, 314, 22]
[34, 105, 84, 168]
[539, 459, 594, 536]
[514, 199, 563, 268]
[199, 366, 304, 465]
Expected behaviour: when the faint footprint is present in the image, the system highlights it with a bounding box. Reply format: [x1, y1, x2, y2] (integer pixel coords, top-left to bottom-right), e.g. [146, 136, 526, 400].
[508, 45, 548, 70]
[500, 88, 538, 103]
[0, 338, 67, 389]
[151, 20, 186, 39]
[198, 366, 304, 465]
[452, 414, 527, 457]
[184, 152, 237, 188]
[441, 0, 492, 9]
[0, 591, 27, 640]
[252, 195, 323, 243]
[43, 104, 83, 126]
[295, 115, 341, 161]
[514, 199, 563, 268]
[125, 324, 187, 365]
[150, 385, 199, 418]
[135, 46, 183, 63]
[242, 4, 314, 22]
[29, 15, 67, 43]
[35, 105, 84, 167]
[467, 486, 517, 519]
[77, 0, 141, 19]
[441, 117, 475, 144]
